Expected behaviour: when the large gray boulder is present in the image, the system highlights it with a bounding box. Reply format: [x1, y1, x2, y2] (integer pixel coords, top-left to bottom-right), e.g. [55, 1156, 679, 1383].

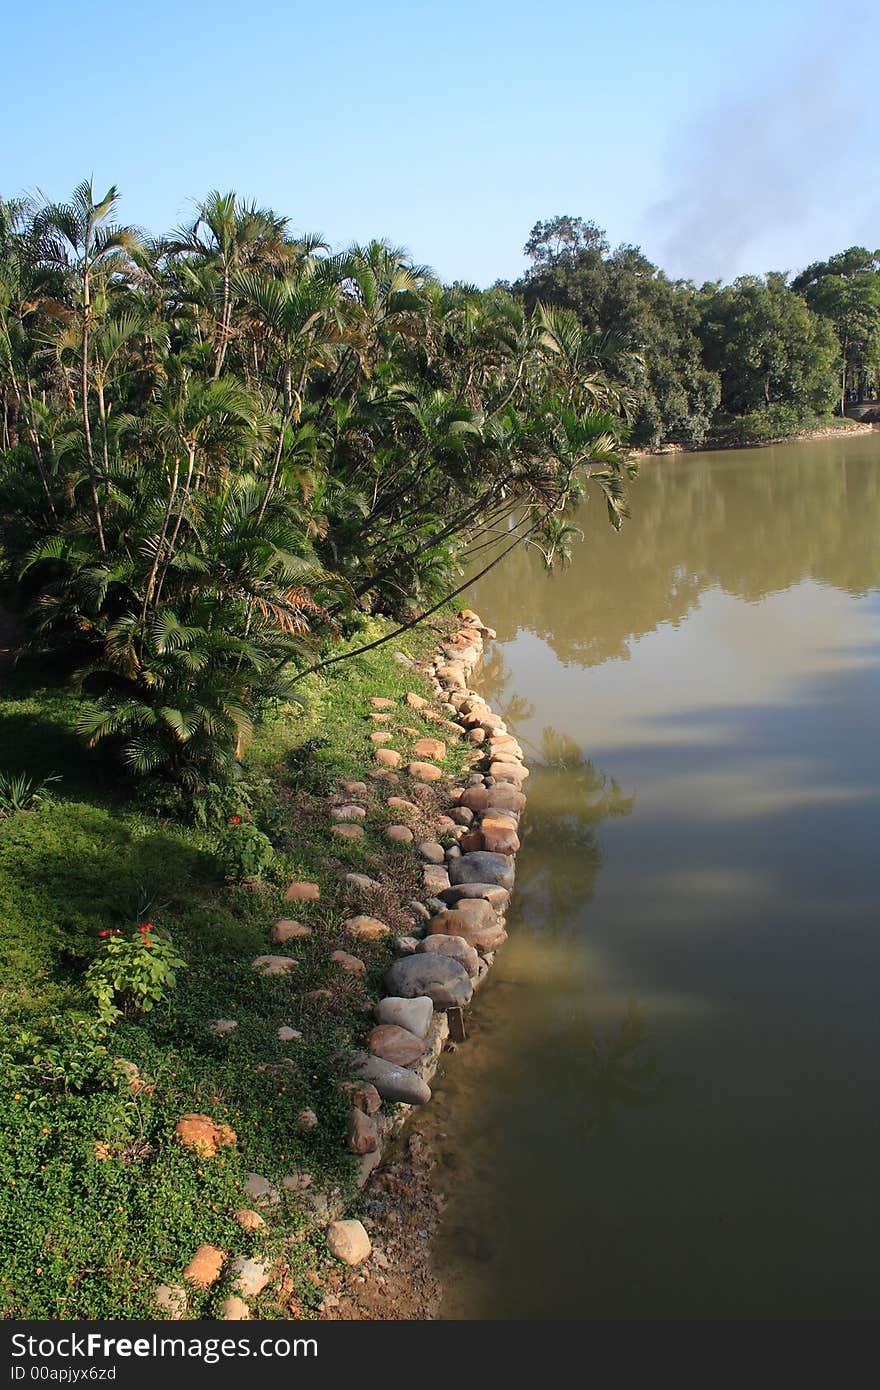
[349, 1052, 431, 1104]
[385, 952, 473, 1009]
[448, 851, 515, 891]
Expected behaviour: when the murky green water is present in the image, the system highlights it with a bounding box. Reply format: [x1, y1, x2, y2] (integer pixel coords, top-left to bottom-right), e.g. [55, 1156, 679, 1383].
[425, 432, 880, 1319]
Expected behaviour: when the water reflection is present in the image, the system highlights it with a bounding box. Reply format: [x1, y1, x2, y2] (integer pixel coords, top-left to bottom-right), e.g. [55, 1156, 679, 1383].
[428, 433, 880, 1319]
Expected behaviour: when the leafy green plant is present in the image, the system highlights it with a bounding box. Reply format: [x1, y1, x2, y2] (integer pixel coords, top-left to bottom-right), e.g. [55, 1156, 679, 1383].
[215, 819, 275, 880]
[0, 1015, 112, 1102]
[84, 923, 186, 1024]
[0, 769, 61, 817]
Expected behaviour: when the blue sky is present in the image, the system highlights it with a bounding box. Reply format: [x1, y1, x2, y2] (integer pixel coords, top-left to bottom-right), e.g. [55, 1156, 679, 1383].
[2, 0, 875, 286]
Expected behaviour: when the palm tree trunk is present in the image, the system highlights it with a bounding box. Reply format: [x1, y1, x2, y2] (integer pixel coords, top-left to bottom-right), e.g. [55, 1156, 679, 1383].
[80, 268, 107, 553]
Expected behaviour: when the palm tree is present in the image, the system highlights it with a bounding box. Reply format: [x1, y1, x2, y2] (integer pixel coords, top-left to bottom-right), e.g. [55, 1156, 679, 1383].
[35, 181, 142, 552]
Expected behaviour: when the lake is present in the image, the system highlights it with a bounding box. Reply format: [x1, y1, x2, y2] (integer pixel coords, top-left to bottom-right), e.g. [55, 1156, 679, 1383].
[422, 431, 880, 1319]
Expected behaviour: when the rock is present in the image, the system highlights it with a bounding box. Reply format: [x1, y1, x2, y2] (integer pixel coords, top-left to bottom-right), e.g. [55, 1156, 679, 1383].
[331, 948, 366, 975]
[387, 796, 420, 814]
[277, 1025, 303, 1043]
[448, 851, 516, 890]
[339, 1080, 382, 1114]
[369, 697, 396, 710]
[369, 712, 392, 723]
[393, 651, 413, 665]
[271, 918, 311, 943]
[344, 915, 390, 941]
[407, 761, 443, 782]
[331, 804, 366, 822]
[489, 761, 529, 783]
[468, 727, 487, 744]
[350, 1052, 432, 1103]
[251, 955, 298, 976]
[209, 1019, 238, 1036]
[423, 864, 451, 894]
[395, 935, 420, 954]
[285, 881, 320, 903]
[370, 731, 393, 744]
[244, 1173, 280, 1209]
[282, 1167, 313, 1192]
[439, 882, 511, 910]
[296, 1108, 319, 1131]
[332, 823, 364, 842]
[183, 1244, 225, 1289]
[345, 872, 381, 893]
[451, 806, 474, 825]
[418, 933, 480, 976]
[375, 748, 401, 768]
[375, 995, 434, 1037]
[370, 768, 400, 784]
[234, 1208, 265, 1232]
[326, 1219, 372, 1266]
[460, 784, 526, 814]
[154, 1283, 187, 1318]
[305, 988, 332, 1002]
[460, 830, 483, 853]
[368, 1023, 426, 1066]
[174, 1113, 237, 1159]
[230, 1256, 272, 1298]
[341, 780, 368, 797]
[480, 815, 521, 854]
[405, 691, 428, 709]
[419, 840, 446, 864]
[428, 903, 508, 953]
[220, 1295, 251, 1320]
[385, 823, 414, 844]
[385, 953, 473, 1009]
[412, 737, 446, 761]
[446, 844, 462, 858]
[406, 899, 431, 923]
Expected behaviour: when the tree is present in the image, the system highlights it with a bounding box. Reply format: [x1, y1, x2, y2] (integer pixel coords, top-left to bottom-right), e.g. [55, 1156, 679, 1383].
[792, 248, 880, 413]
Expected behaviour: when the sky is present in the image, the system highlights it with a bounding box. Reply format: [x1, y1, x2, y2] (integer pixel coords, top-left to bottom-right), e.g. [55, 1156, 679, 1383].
[2, 0, 875, 287]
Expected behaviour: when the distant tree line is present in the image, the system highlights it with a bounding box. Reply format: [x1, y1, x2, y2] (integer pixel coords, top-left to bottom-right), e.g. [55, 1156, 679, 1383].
[510, 216, 880, 445]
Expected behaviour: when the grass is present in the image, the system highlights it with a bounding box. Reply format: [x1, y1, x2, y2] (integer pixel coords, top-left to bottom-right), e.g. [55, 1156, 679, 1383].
[0, 615, 468, 1319]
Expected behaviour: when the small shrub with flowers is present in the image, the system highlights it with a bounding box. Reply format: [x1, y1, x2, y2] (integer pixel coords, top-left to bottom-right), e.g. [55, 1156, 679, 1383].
[84, 923, 186, 1025]
[215, 817, 275, 881]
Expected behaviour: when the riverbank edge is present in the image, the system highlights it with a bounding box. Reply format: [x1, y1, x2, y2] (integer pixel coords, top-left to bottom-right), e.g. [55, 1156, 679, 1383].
[630, 419, 876, 459]
[314, 610, 525, 1320]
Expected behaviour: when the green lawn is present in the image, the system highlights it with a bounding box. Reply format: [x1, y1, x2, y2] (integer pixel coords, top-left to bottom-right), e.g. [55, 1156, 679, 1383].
[0, 618, 464, 1318]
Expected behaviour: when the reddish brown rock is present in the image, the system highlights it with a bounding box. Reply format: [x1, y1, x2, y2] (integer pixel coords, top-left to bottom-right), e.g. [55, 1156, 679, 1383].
[183, 1244, 226, 1289]
[386, 824, 414, 844]
[368, 1023, 426, 1066]
[285, 881, 320, 903]
[344, 915, 391, 941]
[332, 822, 364, 842]
[459, 830, 484, 853]
[412, 737, 446, 761]
[407, 761, 443, 782]
[234, 1208, 266, 1232]
[339, 1080, 382, 1114]
[405, 691, 428, 710]
[175, 1114, 237, 1159]
[272, 918, 311, 944]
[347, 1107, 379, 1155]
[428, 901, 507, 952]
[460, 785, 526, 814]
[331, 804, 366, 822]
[375, 747, 402, 769]
[480, 815, 521, 854]
[386, 796, 420, 815]
[331, 949, 366, 975]
[370, 731, 393, 745]
[369, 697, 396, 710]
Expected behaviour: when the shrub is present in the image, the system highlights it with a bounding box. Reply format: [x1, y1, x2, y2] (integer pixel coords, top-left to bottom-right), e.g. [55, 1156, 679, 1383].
[0, 770, 61, 818]
[215, 819, 275, 880]
[84, 924, 186, 1025]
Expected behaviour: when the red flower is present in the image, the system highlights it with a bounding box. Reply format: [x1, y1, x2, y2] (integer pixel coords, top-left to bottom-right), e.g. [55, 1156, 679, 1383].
[98, 930, 110, 938]
[229, 816, 242, 825]
[138, 921, 154, 933]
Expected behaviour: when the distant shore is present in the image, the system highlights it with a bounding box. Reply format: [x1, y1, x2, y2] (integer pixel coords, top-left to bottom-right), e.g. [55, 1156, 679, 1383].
[631, 419, 876, 459]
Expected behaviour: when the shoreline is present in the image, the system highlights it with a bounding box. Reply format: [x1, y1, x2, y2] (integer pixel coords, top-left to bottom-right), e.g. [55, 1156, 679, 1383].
[315, 611, 525, 1321]
[629, 419, 876, 459]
